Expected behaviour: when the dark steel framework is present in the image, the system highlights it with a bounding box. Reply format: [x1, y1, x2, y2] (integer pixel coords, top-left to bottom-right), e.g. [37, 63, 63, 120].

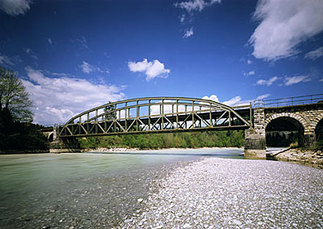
[58, 97, 252, 138]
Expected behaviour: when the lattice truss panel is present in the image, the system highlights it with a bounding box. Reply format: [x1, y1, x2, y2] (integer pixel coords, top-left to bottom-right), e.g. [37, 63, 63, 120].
[59, 97, 251, 137]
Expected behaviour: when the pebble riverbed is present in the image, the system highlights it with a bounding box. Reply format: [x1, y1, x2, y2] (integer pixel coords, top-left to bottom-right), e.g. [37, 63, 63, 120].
[120, 158, 323, 228]
[0, 158, 194, 229]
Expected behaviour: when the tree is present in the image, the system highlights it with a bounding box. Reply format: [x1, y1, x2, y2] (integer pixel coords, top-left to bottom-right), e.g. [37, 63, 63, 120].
[0, 67, 33, 122]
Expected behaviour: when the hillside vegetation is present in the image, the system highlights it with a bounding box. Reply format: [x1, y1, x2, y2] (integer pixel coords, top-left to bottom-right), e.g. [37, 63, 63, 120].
[78, 130, 244, 150]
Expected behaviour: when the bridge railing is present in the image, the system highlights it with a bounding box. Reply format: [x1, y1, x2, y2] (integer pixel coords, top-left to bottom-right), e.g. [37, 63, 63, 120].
[254, 94, 323, 108]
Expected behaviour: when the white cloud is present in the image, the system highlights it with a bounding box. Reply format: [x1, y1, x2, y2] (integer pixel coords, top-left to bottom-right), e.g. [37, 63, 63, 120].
[0, 54, 14, 65]
[247, 59, 252, 64]
[22, 67, 125, 126]
[0, 0, 31, 16]
[48, 38, 53, 45]
[25, 48, 38, 60]
[202, 95, 219, 102]
[256, 94, 270, 100]
[244, 70, 255, 76]
[249, 0, 323, 61]
[305, 47, 323, 60]
[175, 0, 221, 12]
[203, 94, 271, 107]
[284, 75, 310, 86]
[203, 94, 241, 106]
[256, 76, 278, 86]
[80, 61, 109, 74]
[202, 95, 243, 106]
[128, 58, 170, 81]
[73, 36, 89, 50]
[223, 96, 242, 106]
[202, 95, 241, 106]
[80, 61, 93, 74]
[180, 14, 186, 23]
[183, 27, 194, 38]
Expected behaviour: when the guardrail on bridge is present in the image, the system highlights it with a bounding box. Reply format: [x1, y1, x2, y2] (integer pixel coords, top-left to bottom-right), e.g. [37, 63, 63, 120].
[254, 94, 323, 108]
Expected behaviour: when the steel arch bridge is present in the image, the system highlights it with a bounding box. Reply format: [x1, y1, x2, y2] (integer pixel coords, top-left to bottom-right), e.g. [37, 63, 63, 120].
[58, 97, 252, 138]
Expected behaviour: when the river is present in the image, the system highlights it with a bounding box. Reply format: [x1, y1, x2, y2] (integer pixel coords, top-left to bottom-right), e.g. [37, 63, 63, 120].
[0, 148, 243, 228]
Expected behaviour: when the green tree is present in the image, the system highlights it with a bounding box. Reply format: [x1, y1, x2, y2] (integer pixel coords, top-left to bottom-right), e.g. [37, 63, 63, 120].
[0, 67, 33, 122]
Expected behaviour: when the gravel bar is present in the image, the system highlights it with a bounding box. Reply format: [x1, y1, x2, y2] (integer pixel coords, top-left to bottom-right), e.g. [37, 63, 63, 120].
[120, 158, 323, 228]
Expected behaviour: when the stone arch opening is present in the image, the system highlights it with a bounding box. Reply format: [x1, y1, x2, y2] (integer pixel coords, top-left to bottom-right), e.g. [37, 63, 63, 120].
[266, 117, 304, 147]
[315, 119, 323, 147]
[48, 133, 54, 142]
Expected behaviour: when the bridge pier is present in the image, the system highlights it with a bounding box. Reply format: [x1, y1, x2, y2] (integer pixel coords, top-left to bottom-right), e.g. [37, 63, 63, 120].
[244, 128, 266, 159]
[304, 133, 316, 147]
[48, 127, 80, 153]
[244, 108, 266, 159]
[49, 137, 81, 153]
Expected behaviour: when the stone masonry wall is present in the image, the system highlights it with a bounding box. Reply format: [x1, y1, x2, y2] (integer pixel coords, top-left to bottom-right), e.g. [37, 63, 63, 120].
[253, 108, 266, 137]
[252, 104, 323, 147]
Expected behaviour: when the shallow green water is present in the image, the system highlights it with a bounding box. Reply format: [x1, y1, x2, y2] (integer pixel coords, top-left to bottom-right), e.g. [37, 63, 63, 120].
[0, 148, 243, 228]
[0, 148, 242, 201]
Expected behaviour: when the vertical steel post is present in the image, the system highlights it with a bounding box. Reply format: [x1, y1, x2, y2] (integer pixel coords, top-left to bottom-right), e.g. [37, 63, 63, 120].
[250, 102, 252, 128]
[95, 109, 98, 133]
[209, 104, 212, 127]
[176, 99, 179, 129]
[192, 101, 194, 128]
[162, 99, 164, 130]
[136, 100, 139, 131]
[125, 102, 128, 130]
[148, 99, 151, 130]
[228, 111, 231, 127]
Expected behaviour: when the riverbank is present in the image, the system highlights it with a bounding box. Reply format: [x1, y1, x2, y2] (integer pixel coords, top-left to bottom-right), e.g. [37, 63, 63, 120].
[273, 148, 323, 169]
[120, 157, 323, 228]
[85, 146, 243, 153]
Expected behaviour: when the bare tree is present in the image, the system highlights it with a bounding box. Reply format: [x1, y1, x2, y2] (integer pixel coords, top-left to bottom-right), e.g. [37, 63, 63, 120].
[0, 67, 33, 122]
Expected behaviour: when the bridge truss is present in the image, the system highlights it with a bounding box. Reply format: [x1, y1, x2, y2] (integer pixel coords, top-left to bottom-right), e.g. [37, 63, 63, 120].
[58, 97, 252, 138]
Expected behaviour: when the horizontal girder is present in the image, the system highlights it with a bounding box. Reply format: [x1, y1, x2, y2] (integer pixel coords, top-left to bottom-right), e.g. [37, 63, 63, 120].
[58, 97, 252, 137]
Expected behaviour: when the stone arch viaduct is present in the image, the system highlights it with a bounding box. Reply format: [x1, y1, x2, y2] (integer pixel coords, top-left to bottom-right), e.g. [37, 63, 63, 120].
[245, 94, 323, 158]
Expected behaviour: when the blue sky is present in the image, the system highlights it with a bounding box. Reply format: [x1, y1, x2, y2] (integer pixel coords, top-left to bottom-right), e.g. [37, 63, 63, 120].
[0, 0, 322, 125]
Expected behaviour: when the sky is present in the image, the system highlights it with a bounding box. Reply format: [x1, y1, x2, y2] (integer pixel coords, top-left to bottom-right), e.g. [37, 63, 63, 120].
[0, 0, 322, 126]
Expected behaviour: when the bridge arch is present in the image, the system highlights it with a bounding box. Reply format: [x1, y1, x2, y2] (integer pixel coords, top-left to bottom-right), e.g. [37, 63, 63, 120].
[265, 113, 307, 131]
[48, 132, 54, 142]
[58, 97, 251, 138]
[265, 116, 305, 147]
